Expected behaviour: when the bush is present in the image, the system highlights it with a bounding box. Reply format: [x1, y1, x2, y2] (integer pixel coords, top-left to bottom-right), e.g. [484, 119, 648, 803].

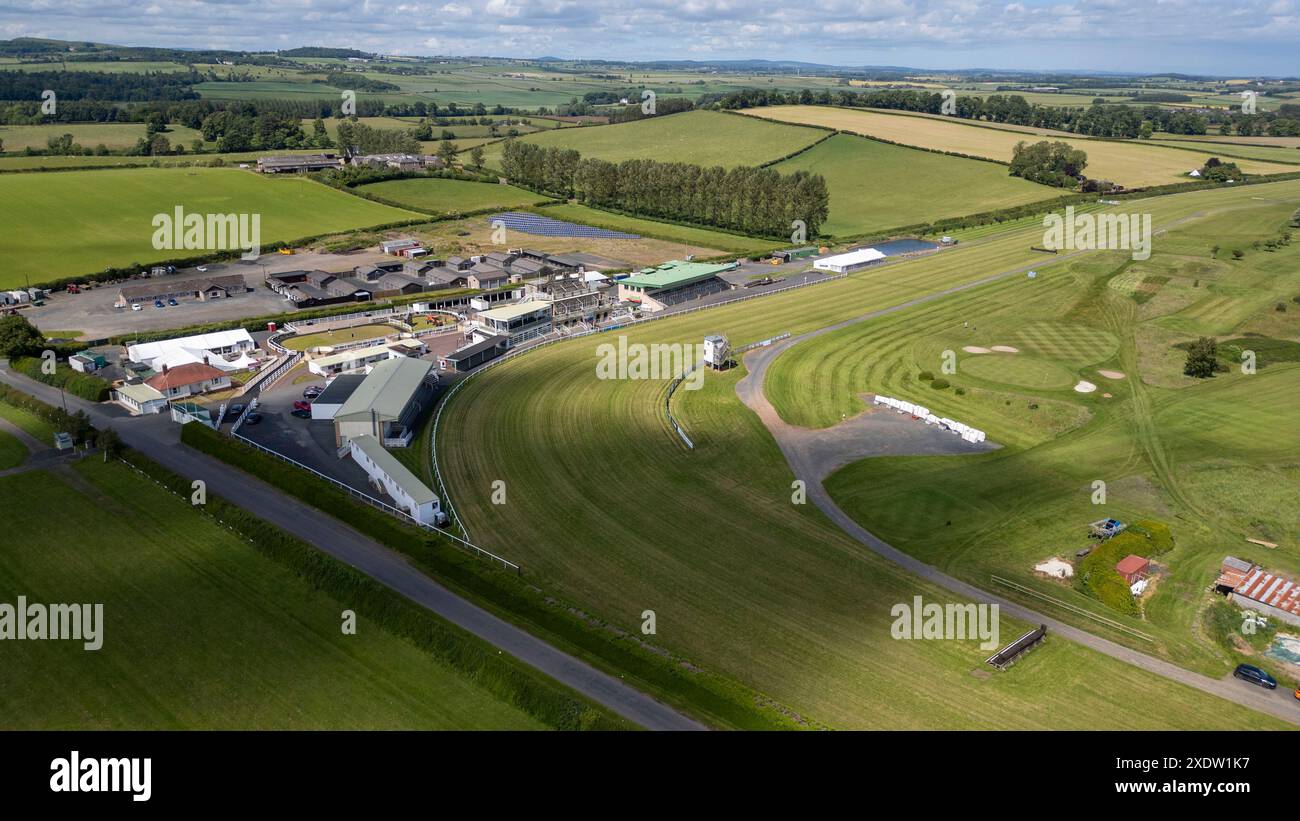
[10, 356, 110, 401]
[930, 378, 950, 390]
[918, 370, 935, 381]
[954, 387, 966, 395]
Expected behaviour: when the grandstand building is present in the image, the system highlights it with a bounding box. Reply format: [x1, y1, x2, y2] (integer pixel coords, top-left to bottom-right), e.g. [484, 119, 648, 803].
[616, 260, 737, 312]
[468, 301, 553, 347]
[525, 275, 611, 327]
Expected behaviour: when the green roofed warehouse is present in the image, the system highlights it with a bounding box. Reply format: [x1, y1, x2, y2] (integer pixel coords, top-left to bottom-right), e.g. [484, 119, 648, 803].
[616, 260, 737, 312]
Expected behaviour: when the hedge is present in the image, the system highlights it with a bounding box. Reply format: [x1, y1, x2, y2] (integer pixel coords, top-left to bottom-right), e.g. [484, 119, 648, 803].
[180, 421, 810, 730]
[10, 356, 111, 401]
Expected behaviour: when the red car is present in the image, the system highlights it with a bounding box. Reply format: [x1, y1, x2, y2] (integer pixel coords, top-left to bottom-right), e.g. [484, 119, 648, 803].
[293, 400, 312, 412]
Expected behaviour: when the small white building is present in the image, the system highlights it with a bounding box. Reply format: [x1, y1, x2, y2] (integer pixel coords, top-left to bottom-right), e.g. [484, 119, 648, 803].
[348, 434, 445, 525]
[307, 343, 401, 376]
[113, 382, 169, 415]
[813, 247, 887, 274]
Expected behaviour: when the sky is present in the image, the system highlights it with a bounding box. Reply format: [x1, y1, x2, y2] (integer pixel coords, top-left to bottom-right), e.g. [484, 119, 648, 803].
[0, 0, 1298, 76]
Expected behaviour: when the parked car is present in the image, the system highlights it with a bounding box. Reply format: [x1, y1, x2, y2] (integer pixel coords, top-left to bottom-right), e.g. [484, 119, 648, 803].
[167, 297, 178, 306]
[290, 408, 311, 419]
[224, 403, 246, 421]
[1233, 664, 1277, 690]
[303, 386, 323, 399]
[131, 303, 142, 312]
[243, 412, 262, 425]
[153, 299, 164, 309]
[292, 400, 311, 412]
[1294, 686, 1299, 701]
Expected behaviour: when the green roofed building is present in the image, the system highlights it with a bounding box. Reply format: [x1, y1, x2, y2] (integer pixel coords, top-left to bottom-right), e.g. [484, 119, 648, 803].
[333, 355, 436, 448]
[616, 260, 738, 312]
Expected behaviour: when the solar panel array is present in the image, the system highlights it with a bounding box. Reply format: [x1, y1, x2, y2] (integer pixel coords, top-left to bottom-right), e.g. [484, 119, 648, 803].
[487, 212, 640, 240]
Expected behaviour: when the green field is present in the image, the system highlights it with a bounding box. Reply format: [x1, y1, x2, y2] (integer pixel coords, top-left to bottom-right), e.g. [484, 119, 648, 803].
[431, 179, 1300, 728]
[0, 429, 25, 469]
[0, 122, 206, 153]
[0, 167, 421, 286]
[481, 110, 827, 171]
[762, 188, 1300, 682]
[359, 177, 554, 216]
[772, 133, 1057, 236]
[528, 202, 782, 256]
[0, 461, 544, 729]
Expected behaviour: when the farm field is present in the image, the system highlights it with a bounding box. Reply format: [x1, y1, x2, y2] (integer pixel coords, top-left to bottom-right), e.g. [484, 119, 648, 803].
[0, 148, 327, 172]
[764, 190, 1300, 681]
[0, 167, 421, 286]
[1157, 134, 1300, 149]
[0, 60, 191, 73]
[772, 133, 1056, 236]
[358, 177, 554, 216]
[433, 179, 1300, 728]
[0, 429, 24, 469]
[743, 106, 1300, 187]
[0, 461, 544, 729]
[0, 122, 206, 153]
[480, 110, 828, 170]
[1146, 140, 1300, 164]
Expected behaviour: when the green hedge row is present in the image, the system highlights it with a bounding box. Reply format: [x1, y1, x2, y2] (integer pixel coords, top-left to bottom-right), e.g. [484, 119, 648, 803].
[0, 383, 96, 443]
[9, 356, 111, 401]
[180, 422, 808, 730]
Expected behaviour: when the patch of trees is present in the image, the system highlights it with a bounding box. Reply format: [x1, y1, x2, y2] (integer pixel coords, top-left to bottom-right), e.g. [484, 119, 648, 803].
[0, 70, 199, 102]
[1009, 140, 1088, 188]
[499, 139, 829, 238]
[322, 72, 400, 93]
[335, 118, 421, 155]
[200, 107, 307, 152]
[1197, 157, 1243, 182]
[1182, 336, 1226, 378]
[608, 97, 695, 124]
[281, 47, 372, 59]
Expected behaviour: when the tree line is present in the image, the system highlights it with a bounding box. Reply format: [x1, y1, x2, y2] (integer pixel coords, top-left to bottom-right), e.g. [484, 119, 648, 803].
[500, 139, 829, 238]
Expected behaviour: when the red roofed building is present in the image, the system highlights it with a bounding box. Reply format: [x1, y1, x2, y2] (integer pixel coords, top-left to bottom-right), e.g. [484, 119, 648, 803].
[1115, 554, 1150, 585]
[1230, 564, 1300, 628]
[145, 361, 231, 399]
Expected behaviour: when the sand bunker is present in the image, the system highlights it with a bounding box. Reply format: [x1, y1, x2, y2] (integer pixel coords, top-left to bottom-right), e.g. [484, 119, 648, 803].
[962, 346, 991, 354]
[1074, 380, 1097, 393]
[991, 345, 1020, 353]
[1035, 558, 1074, 579]
[1102, 392, 1113, 398]
[1098, 370, 1126, 379]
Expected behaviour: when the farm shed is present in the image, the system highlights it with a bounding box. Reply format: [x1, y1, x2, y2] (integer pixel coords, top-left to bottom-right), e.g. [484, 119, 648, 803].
[1226, 563, 1300, 628]
[1115, 554, 1150, 585]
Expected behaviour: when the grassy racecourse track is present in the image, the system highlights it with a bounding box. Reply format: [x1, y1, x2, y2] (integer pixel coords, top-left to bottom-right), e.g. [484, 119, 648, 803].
[435, 179, 1300, 729]
[0, 167, 420, 287]
[0, 460, 544, 730]
[742, 106, 1300, 187]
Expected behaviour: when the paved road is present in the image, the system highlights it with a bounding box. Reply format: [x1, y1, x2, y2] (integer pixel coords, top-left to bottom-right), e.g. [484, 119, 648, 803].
[0, 369, 705, 731]
[733, 259, 1300, 728]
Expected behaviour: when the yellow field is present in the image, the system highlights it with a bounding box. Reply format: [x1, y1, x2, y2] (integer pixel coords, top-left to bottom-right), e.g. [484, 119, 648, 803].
[742, 106, 1299, 187]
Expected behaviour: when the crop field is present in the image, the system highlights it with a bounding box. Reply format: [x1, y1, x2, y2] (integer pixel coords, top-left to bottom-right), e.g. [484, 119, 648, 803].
[0, 461, 543, 729]
[743, 106, 1300, 187]
[358, 177, 554, 216]
[0, 167, 420, 286]
[0, 60, 191, 73]
[480, 110, 828, 170]
[0, 122, 206, 153]
[433, 179, 1300, 727]
[0, 148, 330, 172]
[772, 133, 1056, 236]
[763, 188, 1300, 679]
